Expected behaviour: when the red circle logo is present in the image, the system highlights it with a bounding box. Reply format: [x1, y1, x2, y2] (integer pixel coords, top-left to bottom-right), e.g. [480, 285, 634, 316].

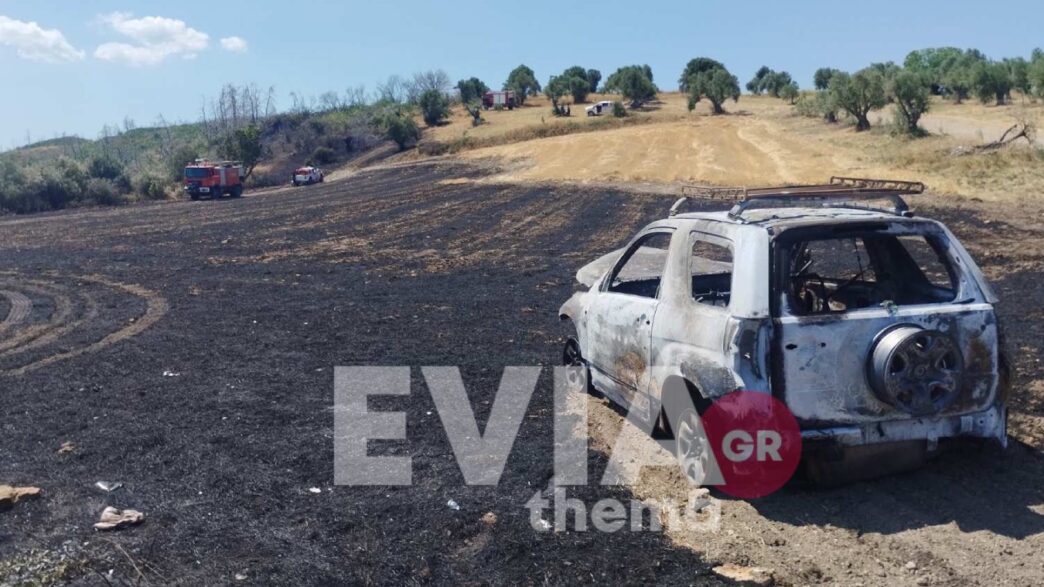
[700, 390, 802, 498]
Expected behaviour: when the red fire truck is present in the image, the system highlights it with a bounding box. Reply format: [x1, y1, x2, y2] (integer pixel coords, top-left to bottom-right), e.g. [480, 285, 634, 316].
[481, 90, 515, 110]
[183, 159, 245, 200]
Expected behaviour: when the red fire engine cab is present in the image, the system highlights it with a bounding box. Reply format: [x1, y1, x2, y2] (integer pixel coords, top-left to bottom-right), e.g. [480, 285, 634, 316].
[184, 159, 245, 200]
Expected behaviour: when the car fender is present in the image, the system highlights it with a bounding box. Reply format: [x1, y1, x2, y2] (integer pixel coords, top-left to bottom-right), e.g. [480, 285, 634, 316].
[651, 341, 738, 404]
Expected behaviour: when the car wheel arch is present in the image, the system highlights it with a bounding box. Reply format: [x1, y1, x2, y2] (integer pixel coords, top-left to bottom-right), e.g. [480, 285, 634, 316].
[657, 375, 713, 436]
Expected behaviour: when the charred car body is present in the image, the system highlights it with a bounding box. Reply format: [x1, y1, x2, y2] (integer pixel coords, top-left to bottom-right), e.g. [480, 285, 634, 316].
[560, 178, 1009, 477]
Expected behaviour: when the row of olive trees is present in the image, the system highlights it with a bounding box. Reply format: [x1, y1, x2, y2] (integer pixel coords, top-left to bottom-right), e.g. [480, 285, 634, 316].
[795, 67, 932, 135]
[901, 47, 1044, 105]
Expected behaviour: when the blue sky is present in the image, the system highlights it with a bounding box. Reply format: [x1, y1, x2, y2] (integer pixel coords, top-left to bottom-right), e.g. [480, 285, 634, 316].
[1, 0, 1041, 148]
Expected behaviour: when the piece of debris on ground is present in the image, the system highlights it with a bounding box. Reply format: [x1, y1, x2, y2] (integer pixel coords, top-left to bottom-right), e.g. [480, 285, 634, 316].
[94, 507, 145, 531]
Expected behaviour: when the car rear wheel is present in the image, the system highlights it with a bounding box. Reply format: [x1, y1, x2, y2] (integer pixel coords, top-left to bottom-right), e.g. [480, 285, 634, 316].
[674, 407, 712, 485]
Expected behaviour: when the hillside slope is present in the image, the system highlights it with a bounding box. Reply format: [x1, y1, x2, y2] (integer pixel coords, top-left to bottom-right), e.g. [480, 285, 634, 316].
[439, 93, 1044, 202]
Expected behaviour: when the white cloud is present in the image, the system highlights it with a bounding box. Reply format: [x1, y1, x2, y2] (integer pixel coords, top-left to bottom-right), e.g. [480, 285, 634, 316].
[93, 12, 208, 66]
[220, 36, 247, 53]
[0, 15, 84, 63]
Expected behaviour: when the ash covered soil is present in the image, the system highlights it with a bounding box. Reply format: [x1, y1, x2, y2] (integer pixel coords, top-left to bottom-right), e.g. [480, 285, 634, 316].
[1, 161, 1043, 586]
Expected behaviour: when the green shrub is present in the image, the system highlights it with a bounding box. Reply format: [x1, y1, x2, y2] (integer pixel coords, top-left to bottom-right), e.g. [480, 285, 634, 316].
[87, 156, 124, 180]
[612, 102, 627, 117]
[134, 174, 169, 200]
[85, 178, 123, 206]
[310, 146, 336, 165]
[383, 111, 421, 150]
[418, 89, 450, 126]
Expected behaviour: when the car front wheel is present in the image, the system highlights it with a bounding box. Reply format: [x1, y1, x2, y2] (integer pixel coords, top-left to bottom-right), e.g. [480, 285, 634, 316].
[562, 337, 595, 395]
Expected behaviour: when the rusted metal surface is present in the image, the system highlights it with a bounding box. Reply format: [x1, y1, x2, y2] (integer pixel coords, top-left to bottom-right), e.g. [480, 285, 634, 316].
[561, 202, 1007, 448]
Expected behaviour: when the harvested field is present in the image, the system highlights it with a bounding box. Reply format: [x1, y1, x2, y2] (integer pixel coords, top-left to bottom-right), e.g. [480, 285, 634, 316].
[1, 162, 1043, 585]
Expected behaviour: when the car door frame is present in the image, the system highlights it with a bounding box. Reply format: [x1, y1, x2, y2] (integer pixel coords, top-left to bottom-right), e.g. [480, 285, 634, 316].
[586, 228, 677, 411]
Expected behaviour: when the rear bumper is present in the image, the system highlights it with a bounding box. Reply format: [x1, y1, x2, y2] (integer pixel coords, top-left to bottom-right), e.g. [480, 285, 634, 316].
[800, 404, 1007, 449]
[185, 185, 214, 194]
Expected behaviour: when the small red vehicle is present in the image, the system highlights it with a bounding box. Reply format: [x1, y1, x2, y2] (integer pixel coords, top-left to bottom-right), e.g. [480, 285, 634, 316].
[184, 160, 245, 200]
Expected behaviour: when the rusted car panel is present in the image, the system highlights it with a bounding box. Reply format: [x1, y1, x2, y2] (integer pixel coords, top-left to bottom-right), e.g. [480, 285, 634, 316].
[560, 192, 1008, 451]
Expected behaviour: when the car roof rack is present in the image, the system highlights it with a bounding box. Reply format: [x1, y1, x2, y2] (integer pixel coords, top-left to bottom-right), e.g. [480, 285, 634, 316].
[669, 177, 925, 220]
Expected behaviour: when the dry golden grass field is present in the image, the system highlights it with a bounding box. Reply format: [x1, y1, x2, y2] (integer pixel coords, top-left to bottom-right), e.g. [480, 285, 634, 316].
[419, 92, 1044, 202]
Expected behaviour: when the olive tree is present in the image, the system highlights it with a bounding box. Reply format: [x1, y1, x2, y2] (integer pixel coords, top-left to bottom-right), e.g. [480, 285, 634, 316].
[813, 67, 842, 90]
[678, 57, 726, 91]
[687, 67, 740, 115]
[560, 66, 592, 103]
[456, 77, 490, 104]
[544, 76, 569, 114]
[889, 71, 931, 136]
[604, 65, 657, 105]
[586, 69, 602, 93]
[504, 64, 542, 105]
[828, 69, 887, 131]
[1031, 52, 1044, 97]
[746, 66, 771, 94]
[972, 61, 1012, 105]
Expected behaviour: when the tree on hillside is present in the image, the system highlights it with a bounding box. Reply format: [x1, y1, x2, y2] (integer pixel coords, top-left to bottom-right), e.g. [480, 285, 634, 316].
[828, 69, 887, 131]
[544, 76, 569, 115]
[456, 77, 490, 104]
[641, 65, 654, 84]
[687, 67, 740, 114]
[889, 71, 931, 136]
[586, 69, 602, 93]
[816, 90, 840, 123]
[382, 110, 420, 150]
[760, 71, 794, 97]
[604, 65, 658, 105]
[904, 47, 964, 94]
[505, 64, 542, 105]
[779, 82, 800, 104]
[678, 57, 726, 91]
[867, 61, 902, 82]
[1030, 51, 1044, 97]
[1005, 58, 1031, 97]
[942, 62, 974, 104]
[223, 125, 263, 180]
[972, 61, 1012, 105]
[560, 66, 592, 103]
[376, 75, 408, 103]
[407, 70, 451, 103]
[418, 89, 451, 126]
[813, 68, 842, 90]
[746, 66, 771, 94]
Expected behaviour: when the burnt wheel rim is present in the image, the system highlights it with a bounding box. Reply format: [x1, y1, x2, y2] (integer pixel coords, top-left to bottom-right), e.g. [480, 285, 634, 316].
[562, 338, 582, 367]
[870, 326, 963, 416]
[676, 410, 710, 484]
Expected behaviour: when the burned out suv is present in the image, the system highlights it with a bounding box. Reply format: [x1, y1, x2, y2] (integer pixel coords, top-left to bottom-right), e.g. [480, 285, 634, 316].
[560, 178, 1009, 476]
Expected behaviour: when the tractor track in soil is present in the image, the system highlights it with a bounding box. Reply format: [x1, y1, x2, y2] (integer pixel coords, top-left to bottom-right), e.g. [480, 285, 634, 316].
[0, 160, 1042, 585]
